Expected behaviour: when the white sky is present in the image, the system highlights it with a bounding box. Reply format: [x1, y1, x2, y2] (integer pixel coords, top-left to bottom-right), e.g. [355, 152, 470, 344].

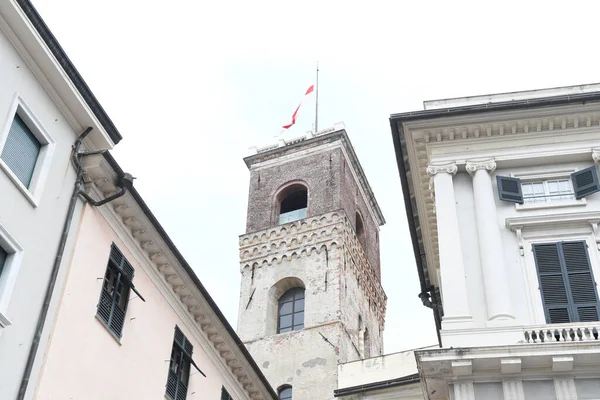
[33, 0, 600, 353]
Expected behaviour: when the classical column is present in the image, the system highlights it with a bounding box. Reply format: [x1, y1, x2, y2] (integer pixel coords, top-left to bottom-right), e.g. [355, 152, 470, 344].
[427, 163, 472, 325]
[466, 160, 514, 322]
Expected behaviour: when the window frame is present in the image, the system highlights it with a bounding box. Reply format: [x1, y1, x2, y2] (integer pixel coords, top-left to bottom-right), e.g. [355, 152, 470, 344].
[277, 287, 305, 333]
[274, 181, 309, 225]
[0, 221, 24, 333]
[278, 385, 292, 400]
[166, 326, 195, 400]
[0, 94, 56, 207]
[522, 231, 600, 325]
[511, 168, 586, 211]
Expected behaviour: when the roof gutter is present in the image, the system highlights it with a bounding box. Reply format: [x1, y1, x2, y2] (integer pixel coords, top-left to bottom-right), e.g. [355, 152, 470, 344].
[102, 153, 278, 400]
[334, 373, 421, 397]
[16, 0, 123, 145]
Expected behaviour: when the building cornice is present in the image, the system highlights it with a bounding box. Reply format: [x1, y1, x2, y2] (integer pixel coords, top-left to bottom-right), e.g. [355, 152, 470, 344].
[80, 153, 277, 400]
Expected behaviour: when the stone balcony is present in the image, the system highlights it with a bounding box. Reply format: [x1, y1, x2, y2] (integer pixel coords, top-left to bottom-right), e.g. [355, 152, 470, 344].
[239, 211, 387, 326]
[523, 321, 600, 344]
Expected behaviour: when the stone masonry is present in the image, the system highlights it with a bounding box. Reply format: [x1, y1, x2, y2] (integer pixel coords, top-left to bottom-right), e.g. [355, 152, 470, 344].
[237, 127, 387, 400]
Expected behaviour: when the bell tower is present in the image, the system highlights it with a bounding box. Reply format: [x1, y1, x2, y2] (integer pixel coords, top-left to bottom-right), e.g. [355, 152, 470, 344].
[237, 124, 386, 400]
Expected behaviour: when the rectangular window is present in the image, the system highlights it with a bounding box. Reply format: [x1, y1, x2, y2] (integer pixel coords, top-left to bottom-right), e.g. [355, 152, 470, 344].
[522, 179, 574, 203]
[532, 241, 600, 324]
[166, 326, 194, 400]
[221, 387, 234, 400]
[96, 244, 144, 338]
[1, 115, 41, 188]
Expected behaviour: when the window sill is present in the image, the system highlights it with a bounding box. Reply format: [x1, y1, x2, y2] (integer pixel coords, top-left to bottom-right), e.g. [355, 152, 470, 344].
[515, 199, 586, 211]
[0, 159, 39, 207]
[95, 314, 122, 346]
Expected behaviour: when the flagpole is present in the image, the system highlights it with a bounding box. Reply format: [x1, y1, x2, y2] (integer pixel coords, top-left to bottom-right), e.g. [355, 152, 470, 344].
[314, 61, 319, 133]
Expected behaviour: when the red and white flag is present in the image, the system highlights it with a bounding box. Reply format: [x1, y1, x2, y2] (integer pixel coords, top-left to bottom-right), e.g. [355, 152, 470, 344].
[282, 84, 315, 129]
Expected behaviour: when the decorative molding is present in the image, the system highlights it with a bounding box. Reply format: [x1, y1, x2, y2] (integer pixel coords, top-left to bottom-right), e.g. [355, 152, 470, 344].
[81, 157, 273, 400]
[426, 163, 457, 176]
[465, 159, 496, 175]
[500, 359, 522, 374]
[506, 211, 600, 231]
[593, 148, 600, 163]
[502, 380, 525, 400]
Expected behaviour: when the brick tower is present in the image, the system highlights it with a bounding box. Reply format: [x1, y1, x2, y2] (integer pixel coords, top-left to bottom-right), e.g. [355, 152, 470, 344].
[236, 123, 387, 400]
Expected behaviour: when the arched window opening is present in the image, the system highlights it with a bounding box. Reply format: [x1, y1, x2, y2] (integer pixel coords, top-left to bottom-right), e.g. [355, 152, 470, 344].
[278, 287, 305, 333]
[355, 212, 367, 250]
[278, 385, 292, 400]
[358, 315, 364, 357]
[364, 328, 371, 358]
[278, 184, 308, 224]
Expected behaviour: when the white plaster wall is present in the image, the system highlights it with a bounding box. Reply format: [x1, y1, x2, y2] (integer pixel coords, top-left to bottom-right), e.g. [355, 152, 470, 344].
[445, 158, 600, 344]
[0, 27, 85, 400]
[35, 205, 244, 399]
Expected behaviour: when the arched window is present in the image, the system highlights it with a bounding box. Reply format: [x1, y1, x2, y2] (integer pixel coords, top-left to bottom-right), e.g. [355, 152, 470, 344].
[278, 287, 305, 333]
[277, 184, 308, 224]
[355, 212, 366, 250]
[364, 328, 371, 358]
[278, 385, 292, 400]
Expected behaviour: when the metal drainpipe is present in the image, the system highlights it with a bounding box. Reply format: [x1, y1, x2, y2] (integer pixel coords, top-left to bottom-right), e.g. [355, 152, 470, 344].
[17, 128, 132, 399]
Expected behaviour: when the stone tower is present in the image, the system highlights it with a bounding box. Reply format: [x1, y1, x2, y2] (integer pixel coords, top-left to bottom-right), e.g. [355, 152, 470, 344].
[237, 123, 387, 400]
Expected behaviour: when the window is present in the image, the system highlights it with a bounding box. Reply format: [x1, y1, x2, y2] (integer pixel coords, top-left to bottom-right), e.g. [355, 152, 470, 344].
[278, 288, 305, 333]
[497, 166, 600, 206]
[0, 96, 55, 206]
[0, 247, 6, 279]
[278, 385, 292, 400]
[363, 328, 371, 358]
[1, 115, 40, 188]
[221, 387, 233, 400]
[0, 222, 24, 329]
[277, 184, 308, 224]
[522, 179, 574, 203]
[355, 212, 366, 250]
[166, 326, 193, 400]
[532, 241, 600, 323]
[96, 244, 144, 338]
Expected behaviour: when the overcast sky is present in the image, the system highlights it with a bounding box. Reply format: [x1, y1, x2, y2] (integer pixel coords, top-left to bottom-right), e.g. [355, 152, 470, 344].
[33, 0, 600, 353]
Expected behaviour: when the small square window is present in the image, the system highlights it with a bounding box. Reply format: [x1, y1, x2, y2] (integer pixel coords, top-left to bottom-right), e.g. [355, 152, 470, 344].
[0, 95, 56, 207]
[1, 115, 41, 188]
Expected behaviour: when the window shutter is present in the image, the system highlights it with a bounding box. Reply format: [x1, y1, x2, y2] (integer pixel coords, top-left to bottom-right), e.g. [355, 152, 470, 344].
[1, 115, 41, 187]
[533, 243, 572, 323]
[562, 241, 600, 322]
[571, 166, 600, 199]
[221, 387, 234, 400]
[496, 176, 524, 204]
[533, 242, 600, 324]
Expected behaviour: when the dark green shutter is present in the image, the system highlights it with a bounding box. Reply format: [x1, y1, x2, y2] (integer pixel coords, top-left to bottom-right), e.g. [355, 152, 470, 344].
[571, 166, 600, 199]
[533, 241, 600, 323]
[0, 247, 7, 277]
[96, 244, 134, 337]
[1, 115, 41, 187]
[496, 176, 524, 204]
[221, 387, 234, 400]
[166, 326, 193, 400]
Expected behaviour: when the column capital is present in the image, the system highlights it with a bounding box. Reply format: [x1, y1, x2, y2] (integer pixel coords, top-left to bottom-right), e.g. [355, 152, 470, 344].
[466, 160, 496, 175]
[426, 163, 457, 177]
[593, 149, 600, 163]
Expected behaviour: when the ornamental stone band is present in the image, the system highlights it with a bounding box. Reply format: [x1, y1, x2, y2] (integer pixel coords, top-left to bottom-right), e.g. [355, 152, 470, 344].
[426, 163, 458, 176]
[593, 149, 600, 163]
[465, 160, 496, 175]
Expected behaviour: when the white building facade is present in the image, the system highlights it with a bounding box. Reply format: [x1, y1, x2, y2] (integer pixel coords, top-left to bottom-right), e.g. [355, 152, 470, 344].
[391, 84, 600, 400]
[0, 1, 123, 399]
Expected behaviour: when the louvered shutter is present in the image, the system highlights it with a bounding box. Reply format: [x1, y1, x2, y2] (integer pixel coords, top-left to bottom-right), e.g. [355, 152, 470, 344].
[533, 242, 600, 323]
[562, 241, 600, 321]
[1, 115, 41, 187]
[533, 243, 572, 323]
[571, 166, 600, 199]
[496, 176, 524, 204]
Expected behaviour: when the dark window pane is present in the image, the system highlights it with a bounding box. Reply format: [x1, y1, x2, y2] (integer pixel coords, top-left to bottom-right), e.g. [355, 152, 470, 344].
[279, 327, 292, 333]
[294, 289, 305, 300]
[1, 115, 41, 187]
[0, 247, 7, 277]
[279, 301, 293, 315]
[279, 386, 292, 400]
[295, 298, 304, 312]
[279, 315, 292, 329]
[293, 311, 304, 326]
[293, 324, 304, 331]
